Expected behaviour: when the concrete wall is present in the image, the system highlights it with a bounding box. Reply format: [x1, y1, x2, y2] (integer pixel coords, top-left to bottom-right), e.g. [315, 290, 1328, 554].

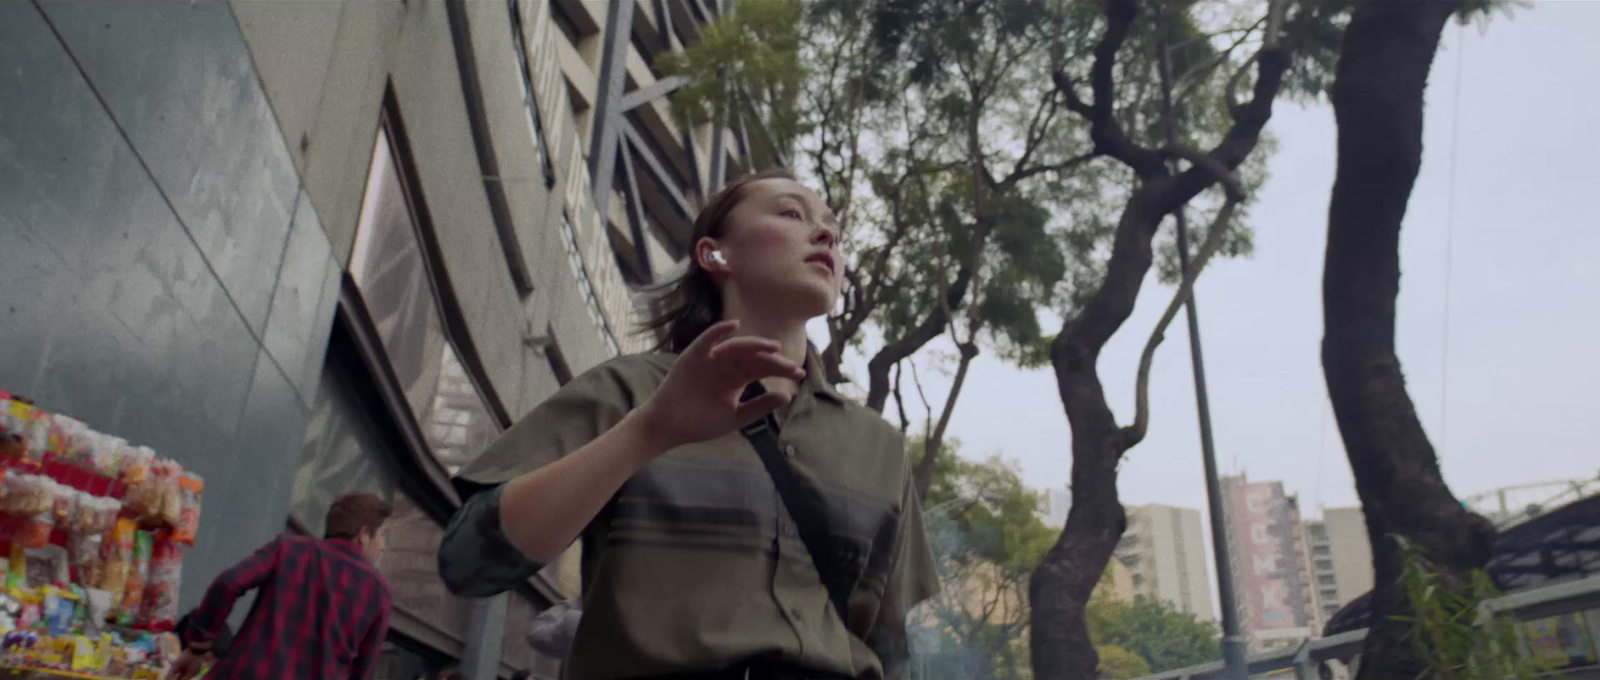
[0, 0, 337, 611]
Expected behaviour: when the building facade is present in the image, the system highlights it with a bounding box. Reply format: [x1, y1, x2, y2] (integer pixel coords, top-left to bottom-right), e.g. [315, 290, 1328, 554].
[0, 0, 745, 677]
[1039, 487, 1071, 528]
[1303, 507, 1374, 626]
[1219, 475, 1316, 653]
[1113, 504, 1215, 621]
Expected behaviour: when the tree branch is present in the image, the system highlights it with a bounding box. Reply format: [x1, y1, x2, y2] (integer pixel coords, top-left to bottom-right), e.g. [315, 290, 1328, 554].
[1160, 145, 1246, 200]
[1051, 0, 1166, 178]
[894, 361, 910, 435]
[1121, 195, 1241, 447]
[1223, 52, 1259, 120]
[998, 152, 1101, 191]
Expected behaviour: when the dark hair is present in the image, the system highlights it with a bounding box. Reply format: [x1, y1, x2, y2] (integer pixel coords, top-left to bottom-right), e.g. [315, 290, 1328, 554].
[324, 492, 393, 540]
[511, 672, 533, 680]
[641, 168, 799, 352]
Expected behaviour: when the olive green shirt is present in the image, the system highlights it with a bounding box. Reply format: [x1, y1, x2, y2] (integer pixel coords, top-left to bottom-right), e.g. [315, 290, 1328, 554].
[441, 351, 939, 680]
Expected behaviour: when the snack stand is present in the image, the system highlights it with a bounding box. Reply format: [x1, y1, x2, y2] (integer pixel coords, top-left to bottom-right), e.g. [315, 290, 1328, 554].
[0, 392, 204, 679]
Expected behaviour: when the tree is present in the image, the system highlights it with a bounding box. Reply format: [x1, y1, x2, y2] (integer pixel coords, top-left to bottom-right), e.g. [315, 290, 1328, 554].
[1091, 644, 1150, 680]
[918, 440, 1056, 680]
[1087, 596, 1220, 674]
[1320, 1, 1504, 676]
[1024, 0, 1345, 676]
[667, 0, 1098, 501]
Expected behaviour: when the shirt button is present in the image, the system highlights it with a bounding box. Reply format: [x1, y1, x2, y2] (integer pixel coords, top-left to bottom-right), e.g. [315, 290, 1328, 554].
[790, 608, 804, 620]
[781, 524, 797, 538]
[784, 444, 797, 458]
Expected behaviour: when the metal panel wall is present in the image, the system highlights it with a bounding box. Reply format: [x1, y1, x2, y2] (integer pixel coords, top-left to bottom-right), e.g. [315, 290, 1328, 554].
[0, 0, 339, 613]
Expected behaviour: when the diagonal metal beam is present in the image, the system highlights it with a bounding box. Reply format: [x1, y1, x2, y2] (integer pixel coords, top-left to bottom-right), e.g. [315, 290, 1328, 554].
[619, 144, 658, 280]
[624, 121, 694, 218]
[589, 0, 636, 214]
[621, 75, 689, 112]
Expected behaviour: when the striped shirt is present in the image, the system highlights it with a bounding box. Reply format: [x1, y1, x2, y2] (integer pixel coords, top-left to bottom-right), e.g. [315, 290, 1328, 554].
[440, 351, 938, 680]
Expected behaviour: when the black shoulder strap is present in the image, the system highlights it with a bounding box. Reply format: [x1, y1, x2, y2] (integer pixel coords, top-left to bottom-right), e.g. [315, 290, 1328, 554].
[740, 384, 853, 623]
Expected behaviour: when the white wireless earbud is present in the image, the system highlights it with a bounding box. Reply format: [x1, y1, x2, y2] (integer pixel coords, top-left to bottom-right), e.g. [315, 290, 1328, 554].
[707, 250, 728, 267]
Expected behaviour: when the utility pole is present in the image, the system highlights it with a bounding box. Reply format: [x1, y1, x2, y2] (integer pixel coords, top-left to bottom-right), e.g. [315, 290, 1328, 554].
[1175, 210, 1249, 679]
[1155, 3, 1247, 675]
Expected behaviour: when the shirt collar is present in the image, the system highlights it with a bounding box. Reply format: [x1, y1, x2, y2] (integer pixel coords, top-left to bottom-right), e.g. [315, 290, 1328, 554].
[803, 344, 845, 404]
[326, 536, 365, 560]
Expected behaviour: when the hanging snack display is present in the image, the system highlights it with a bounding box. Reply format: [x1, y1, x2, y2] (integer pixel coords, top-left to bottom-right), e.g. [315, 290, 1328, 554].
[0, 390, 204, 679]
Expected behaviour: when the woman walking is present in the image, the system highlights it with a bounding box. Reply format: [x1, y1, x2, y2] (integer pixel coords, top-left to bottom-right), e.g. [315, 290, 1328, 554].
[440, 170, 937, 680]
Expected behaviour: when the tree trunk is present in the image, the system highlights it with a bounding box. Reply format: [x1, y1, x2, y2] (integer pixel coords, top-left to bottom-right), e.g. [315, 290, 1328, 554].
[1322, 2, 1496, 678]
[1030, 193, 1166, 679]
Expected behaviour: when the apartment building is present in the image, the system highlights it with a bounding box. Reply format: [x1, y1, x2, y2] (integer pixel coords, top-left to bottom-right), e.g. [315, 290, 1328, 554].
[1, 0, 747, 677]
[1114, 504, 1216, 621]
[1039, 487, 1071, 528]
[1220, 475, 1317, 654]
[1304, 508, 1375, 625]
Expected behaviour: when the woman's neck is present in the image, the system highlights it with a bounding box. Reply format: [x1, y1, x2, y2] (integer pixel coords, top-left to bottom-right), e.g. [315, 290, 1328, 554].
[720, 299, 810, 379]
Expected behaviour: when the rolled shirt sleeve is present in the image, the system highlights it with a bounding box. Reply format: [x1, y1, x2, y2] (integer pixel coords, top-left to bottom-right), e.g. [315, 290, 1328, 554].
[867, 473, 942, 680]
[438, 357, 656, 597]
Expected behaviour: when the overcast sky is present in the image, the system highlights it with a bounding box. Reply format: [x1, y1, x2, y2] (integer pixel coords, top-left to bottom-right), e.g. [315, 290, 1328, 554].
[821, 1, 1600, 607]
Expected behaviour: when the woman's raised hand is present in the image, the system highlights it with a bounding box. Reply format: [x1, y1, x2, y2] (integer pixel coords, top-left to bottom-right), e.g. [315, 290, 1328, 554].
[635, 320, 804, 450]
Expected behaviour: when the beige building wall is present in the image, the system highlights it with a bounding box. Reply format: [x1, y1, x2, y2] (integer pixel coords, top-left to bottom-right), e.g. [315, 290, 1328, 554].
[1115, 504, 1215, 621]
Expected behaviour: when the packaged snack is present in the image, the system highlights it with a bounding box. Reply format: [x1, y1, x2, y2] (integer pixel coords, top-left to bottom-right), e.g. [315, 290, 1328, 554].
[118, 530, 151, 626]
[120, 446, 154, 485]
[2, 473, 53, 517]
[154, 460, 182, 527]
[142, 537, 181, 627]
[121, 449, 164, 522]
[83, 589, 113, 637]
[50, 480, 77, 527]
[95, 436, 126, 479]
[70, 634, 97, 672]
[175, 474, 203, 545]
[42, 586, 76, 635]
[22, 546, 68, 590]
[96, 519, 136, 600]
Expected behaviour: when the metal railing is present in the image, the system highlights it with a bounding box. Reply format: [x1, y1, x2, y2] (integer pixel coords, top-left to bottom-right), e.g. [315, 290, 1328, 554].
[1131, 574, 1600, 680]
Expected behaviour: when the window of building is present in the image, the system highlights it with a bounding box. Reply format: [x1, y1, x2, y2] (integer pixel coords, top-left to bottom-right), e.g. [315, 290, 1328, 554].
[1313, 544, 1332, 557]
[1318, 574, 1337, 586]
[348, 123, 503, 475]
[1308, 523, 1328, 541]
[1315, 559, 1334, 571]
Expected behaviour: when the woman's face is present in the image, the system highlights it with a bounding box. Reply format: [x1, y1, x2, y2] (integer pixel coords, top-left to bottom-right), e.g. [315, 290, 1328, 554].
[701, 178, 842, 319]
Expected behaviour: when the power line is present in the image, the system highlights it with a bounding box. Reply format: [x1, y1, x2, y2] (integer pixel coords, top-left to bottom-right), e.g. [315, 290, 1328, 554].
[1439, 23, 1466, 456]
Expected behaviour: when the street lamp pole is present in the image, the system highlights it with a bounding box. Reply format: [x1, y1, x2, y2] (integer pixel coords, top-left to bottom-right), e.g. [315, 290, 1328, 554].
[1173, 209, 1248, 679]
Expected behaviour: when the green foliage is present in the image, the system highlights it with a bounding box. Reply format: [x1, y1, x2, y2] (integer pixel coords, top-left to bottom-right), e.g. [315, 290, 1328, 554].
[655, 0, 806, 168]
[1390, 535, 1539, 680]
[1094, 644, 1152, 680]
[917, 440, 1057, 680]
[1087, 595, 1221, 674]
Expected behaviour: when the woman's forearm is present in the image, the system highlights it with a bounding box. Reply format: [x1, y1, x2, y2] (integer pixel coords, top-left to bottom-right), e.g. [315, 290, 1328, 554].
[497, 410, 670, 564]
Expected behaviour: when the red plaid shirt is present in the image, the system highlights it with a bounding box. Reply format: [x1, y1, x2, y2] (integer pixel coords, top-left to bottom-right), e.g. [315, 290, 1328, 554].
[186, 535, 391, 680]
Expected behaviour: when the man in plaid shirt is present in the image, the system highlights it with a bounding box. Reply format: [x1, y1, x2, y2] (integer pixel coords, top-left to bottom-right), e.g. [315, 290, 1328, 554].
[171, 493, 394, 680]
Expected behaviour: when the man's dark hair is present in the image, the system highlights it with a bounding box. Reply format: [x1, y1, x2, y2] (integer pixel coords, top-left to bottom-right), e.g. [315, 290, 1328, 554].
[324, 492, 393, 540]
[511, 672, 533, 680]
